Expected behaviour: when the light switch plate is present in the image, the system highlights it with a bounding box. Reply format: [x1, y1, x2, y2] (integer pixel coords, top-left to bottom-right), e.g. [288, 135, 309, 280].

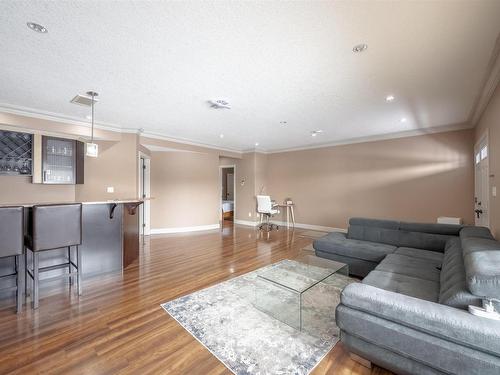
[493, 186, 497, 197]
[107, 186, 114, 193]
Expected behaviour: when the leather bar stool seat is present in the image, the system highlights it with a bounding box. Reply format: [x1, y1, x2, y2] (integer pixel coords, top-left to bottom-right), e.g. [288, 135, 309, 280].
[25, 203, 82, 309]
[0, 206, 24, 313]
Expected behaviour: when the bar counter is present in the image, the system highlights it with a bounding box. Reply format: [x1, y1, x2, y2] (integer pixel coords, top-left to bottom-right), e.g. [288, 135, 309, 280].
[0, 200, 143, 285]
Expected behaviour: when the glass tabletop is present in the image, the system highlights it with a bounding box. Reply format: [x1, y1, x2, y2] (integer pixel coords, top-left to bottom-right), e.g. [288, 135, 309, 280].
[257, 255, 348, 293]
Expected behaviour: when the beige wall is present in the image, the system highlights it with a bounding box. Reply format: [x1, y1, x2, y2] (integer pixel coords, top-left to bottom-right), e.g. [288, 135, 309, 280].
[0, 176, 75, 204]
[266, 129, 475, 229]
[75, 133, 139, 201]
[151, 151, 220, 229]
[475, 82, 500, 238]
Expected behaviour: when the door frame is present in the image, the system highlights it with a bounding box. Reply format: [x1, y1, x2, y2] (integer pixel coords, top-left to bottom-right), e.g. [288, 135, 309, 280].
[138, 151, 151, 236]
[219, 164, 236, 221]
[474, 130, 489, 227]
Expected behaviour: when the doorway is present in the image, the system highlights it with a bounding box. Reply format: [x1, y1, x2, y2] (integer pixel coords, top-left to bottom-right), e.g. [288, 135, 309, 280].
[139, 153, 151, 238]
[220, 165, 236, 225]
[474, 132, 489, 227]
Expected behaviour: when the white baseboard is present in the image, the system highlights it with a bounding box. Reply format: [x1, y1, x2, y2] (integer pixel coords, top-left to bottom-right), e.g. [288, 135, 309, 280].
[150, 223, 220, 234]
[235, 219, 346, 233]
[234, 219, 259, 227]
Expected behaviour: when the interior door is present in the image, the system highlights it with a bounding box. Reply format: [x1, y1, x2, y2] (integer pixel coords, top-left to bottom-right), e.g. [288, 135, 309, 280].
[474, 136, 489, 227]
[226, 173, 234, 200]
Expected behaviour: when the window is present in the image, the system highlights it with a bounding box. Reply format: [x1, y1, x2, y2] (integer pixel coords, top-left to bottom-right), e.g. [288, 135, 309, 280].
[475, 152, 480, 164]
[481, 145, 488, 160]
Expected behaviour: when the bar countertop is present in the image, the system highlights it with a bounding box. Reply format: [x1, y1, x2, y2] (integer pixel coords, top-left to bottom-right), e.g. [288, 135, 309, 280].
[0, 198, 146, 208]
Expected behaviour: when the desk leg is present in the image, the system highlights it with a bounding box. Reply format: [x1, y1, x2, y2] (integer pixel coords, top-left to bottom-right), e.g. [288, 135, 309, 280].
[286, 207, 290, 228]
[290, 206, 296, 227]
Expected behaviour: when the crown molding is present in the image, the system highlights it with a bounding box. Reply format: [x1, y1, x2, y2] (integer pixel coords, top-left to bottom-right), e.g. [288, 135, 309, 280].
[0, 103, 125, 132]
[139, 131, 243, 154]
[470, 34, 500, 126]
[265, 122, 472, 154]
[0, 102, 473, 155]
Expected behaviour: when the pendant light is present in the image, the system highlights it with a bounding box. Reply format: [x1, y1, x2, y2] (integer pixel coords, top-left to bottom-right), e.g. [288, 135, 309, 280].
[86, 91, 99, 157]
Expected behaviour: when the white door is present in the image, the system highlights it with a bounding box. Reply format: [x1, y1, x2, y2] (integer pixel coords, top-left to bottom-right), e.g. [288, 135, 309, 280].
[226, 173, 234, 200]
[474, 136, 489, 227]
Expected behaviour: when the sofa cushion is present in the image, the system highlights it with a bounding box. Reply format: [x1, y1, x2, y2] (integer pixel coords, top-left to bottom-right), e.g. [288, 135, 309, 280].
[313, 231, 396, 263]
[347, 218, 400, 245]
[439, 237, 482, 309]
[460, 226, 494, 240]
[400, 222, 462, 236]
[375, 254, 441, 282]
[464, 250, 500, 299]
[395, 247, 444, 263]
[349, 217, 400, 229]
[362, 270, 439, 302]
[396, 231, 451, 252]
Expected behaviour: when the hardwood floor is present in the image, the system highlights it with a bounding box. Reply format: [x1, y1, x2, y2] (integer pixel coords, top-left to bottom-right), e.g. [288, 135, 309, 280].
[0, 224, 392, 375]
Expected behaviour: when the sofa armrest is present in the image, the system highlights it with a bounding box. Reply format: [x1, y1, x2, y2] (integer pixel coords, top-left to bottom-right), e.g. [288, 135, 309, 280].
[340, 283, 500, 356]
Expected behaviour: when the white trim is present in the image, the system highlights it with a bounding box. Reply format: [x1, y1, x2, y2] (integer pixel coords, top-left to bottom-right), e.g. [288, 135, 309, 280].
[234, 219, 346, 233]
[138, 152, 151, 235]
[150, 224, 220, 234]
[264, 122, 471, 154]
[470, 37, 500, 125]
[0, 103, 473, 155]
[139, 132, 243, 154]
[234, 219, 259, 227]
[270, 221, 346, 233]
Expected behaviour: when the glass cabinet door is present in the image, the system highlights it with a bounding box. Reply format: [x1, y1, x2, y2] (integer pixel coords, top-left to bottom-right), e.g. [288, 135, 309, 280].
[43, 137, 75, 184]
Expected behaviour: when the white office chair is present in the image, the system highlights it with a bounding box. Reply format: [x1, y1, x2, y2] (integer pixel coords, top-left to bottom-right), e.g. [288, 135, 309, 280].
[256, 195, 280, 231]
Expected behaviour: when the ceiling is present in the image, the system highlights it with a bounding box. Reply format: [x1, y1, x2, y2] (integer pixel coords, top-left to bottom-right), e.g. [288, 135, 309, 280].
[1, 1, 499, 152]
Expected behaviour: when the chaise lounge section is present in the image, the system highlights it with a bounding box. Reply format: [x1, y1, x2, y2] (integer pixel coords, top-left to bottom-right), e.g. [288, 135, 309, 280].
[313, 218, 500, 375]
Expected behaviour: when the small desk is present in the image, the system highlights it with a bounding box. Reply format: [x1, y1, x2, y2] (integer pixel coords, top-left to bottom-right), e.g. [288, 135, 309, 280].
[276, 203, 295, 228]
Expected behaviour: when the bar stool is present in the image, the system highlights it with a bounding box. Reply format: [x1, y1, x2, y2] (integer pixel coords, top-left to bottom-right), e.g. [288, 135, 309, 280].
[0, 206, 24, 313]
[25, 203, 82, 309]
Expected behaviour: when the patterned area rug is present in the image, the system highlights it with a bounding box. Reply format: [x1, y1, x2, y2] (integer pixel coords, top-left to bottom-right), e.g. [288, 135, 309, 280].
[162, 260, 354, 375]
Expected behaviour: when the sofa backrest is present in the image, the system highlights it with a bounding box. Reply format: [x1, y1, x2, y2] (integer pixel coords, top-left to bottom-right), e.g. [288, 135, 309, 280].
[461, 233, 500, 299]
[347, 217, 460, 252]
[439, 237, 482, 309]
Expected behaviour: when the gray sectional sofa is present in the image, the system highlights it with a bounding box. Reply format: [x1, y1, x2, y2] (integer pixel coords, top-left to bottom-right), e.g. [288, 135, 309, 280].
[313, 217, 500, 375]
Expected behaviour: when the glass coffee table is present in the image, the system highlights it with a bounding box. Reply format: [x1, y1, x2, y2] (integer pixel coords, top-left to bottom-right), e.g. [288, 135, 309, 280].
[253, 255, 352, 338]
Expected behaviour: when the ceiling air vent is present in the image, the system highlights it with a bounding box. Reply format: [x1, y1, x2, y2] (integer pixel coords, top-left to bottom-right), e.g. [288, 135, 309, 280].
[70, 94, 100, 107]
[208, 99, 231, 109]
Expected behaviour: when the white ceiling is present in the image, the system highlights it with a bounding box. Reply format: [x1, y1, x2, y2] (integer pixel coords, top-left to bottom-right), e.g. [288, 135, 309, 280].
[1, 1, 499, 152]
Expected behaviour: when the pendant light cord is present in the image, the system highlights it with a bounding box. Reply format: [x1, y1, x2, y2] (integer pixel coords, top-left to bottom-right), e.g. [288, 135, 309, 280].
[91, 92, 95, 143]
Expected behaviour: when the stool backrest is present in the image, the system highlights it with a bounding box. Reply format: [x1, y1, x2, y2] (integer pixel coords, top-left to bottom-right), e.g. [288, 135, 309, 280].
[31, 204, 82, 251]
[0, 206, 24, 258]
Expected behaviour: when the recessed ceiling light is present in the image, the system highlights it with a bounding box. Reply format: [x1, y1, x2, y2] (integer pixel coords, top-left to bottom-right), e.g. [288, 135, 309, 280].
[255, 142, 259, 147]
[352, 43, 368, 53]
[86, 115, 92, 120]
[386, 95, 395, 102]
[219, 134, 224, 138]
[27, 22, 47, 33]
[311, 130, 323, 137]
[280, 121, 287, 125]
[401, 117, 407, 123]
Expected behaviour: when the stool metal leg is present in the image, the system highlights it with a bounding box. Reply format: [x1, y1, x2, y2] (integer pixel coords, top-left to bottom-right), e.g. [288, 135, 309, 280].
[68, 246, 73, 286]
[16, 254, 24, 313]
[33, 252, 39, 309]
[25, 249, 31, 297]
[76, 245, 82, 296]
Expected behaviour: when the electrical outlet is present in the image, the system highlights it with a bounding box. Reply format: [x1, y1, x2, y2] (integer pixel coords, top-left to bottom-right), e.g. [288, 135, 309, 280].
[248, 212, 252, 217]
[107, 186, 114, 193]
